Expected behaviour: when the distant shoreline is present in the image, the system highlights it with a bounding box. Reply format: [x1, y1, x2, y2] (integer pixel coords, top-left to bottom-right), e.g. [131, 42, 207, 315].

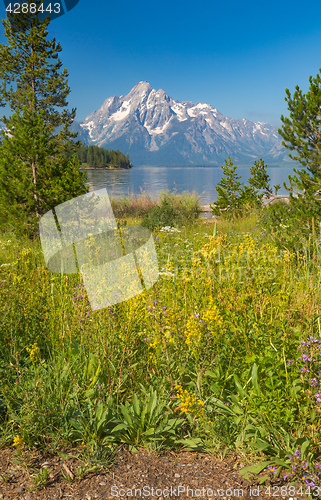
[80, 166, 132, 170]
[81, 164, 295, 169]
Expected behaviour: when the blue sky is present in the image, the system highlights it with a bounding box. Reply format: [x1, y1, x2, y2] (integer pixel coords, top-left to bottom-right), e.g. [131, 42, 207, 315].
[1, 0, 321, 127]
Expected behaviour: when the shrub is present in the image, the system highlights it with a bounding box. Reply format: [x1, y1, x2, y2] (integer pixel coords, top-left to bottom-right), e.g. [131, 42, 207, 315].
[110, 192, 158, 218]
[257, 199, 319, 253]
[141, 191, 200, 230]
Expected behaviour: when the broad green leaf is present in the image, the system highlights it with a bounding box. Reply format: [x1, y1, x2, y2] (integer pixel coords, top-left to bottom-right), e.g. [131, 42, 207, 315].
[204, 369, 220, 379]
[258, 474, 270, 484]
[95, 401, 103, 421]
[120, 405, 133, 426]
[111, 423, 128, 433]
[101, 436, 115, 445]
[251, 363, 261, 395]
[234, 374, 247, 399]
[146, 391, 157, 415]
[175, 438, 205, 450]
[300, 438, 311, 458]
[210, 383, 222, 394]
[140, 405, 147, 429]
[210, 397, 235, 415]
[143, 428, 156, 437]
[239, 460, 273, 479]
[97, 410, 109, 433]
[132, 394, 140, 416]
[250, 439, 274, 452]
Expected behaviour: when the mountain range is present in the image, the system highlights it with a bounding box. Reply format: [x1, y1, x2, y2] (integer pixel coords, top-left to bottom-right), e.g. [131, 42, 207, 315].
[69, 81, 291, 167]
[0, 81, 292, 167]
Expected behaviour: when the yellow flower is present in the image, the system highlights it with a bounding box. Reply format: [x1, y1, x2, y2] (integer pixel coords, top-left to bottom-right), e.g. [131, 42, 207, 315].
[26, 342, 39, 363]
[184, 315, 201, 346]
[13, 435, 23, 448]
[201, 298, 223, 330]
[175, 385, 206, 419]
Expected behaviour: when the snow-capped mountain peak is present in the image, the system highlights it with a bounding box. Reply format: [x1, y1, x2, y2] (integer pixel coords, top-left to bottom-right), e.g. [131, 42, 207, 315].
[74, 82, 288, 166]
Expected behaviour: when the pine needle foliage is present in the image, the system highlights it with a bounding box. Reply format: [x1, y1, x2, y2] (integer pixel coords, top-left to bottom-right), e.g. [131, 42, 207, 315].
[278, 68, 321, 231]
[211, 157, 278, 219]
[0, 1, 88, 239]
[210, 156, 245, 219]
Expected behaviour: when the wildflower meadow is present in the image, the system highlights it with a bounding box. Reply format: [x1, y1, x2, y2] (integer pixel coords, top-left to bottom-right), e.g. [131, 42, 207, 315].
[1, 189, 321, 495]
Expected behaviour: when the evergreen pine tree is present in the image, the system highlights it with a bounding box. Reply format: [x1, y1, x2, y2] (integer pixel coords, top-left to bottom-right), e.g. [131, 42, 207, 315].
[93, 146, 100, 167]
[210, 156, 245, 219]
[102, 149, 107, 167]
[98, 149, 105, 168]
[83, 146, 89, 164]
[87, 146, 95, 167]
[0, 3, 76, 130]
[278, 68, 321, 230]
[248, 159, 273, 198]
[77, 144, 87, 164]
[0, 1, 88, 238]
[0, 93, 88, 237]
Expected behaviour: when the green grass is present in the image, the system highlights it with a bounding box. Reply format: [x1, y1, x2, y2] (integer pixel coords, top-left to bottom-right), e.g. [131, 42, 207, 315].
[1, 192, 321, 491]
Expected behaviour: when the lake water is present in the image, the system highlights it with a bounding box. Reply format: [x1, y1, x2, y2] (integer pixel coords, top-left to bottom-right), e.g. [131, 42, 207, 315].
[82, 165, 305, 205]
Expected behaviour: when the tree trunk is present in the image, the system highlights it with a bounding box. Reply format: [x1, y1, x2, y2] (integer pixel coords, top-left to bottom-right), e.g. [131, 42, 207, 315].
[31, 159, 39, 218]
[30, 44, 39, 218]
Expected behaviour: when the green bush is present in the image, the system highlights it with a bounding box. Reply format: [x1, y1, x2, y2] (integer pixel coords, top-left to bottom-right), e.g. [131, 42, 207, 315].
[258, 200, 318, 253]
[141, 204, 175, 230]
[141, 192, 200, 230]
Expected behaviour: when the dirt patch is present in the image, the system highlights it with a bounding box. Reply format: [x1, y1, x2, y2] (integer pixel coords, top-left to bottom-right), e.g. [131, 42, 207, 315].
[0, 447, 309, 500]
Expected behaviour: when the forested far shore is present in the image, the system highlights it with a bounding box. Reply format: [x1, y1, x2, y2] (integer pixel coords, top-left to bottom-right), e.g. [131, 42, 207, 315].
[73, 144, 133, 169]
